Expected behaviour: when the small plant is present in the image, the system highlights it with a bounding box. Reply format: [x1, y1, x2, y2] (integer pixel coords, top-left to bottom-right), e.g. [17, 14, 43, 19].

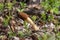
[17, 31, 25, 38]
[24, 21, 28, 30]
[18, 30, 31, 38]
[56, 32, 60, 40]
[3, 2, 13, 26]
[41, 12, 46, 21]
[19, 2, 27, 12]
[47, 14, 54, 21]
[0, 3, 4, 11]
[3, 15, 12, 26]
[40, 0, 60, 23]
[23, 20, 31, 36]
[16, 2, 26, 14]
[7, 2, 13, 10]
[31, 15, 37, 22]
[41, 0, 60, 14]
[42, 33, 47, 40]
[20, 2, 26, 8]
[8, 31, 16, 38]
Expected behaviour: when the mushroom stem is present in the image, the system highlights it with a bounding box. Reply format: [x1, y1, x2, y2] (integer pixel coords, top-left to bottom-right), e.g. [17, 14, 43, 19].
[26, 17, 39, 31]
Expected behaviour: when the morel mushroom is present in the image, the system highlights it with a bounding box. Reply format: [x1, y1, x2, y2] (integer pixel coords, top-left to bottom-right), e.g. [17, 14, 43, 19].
[17, 9, 39, 31]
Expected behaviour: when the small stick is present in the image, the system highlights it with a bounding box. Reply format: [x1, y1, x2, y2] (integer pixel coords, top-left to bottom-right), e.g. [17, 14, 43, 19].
[10, 19, 16, 32]
[10, 26, 15, 32]
[16, 9, 39, 31]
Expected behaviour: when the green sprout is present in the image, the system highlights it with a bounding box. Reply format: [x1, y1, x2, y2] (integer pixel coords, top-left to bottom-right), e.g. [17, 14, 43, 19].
[18, 31, 25, 38]
[20, 2, 26, 8]
[8, 31, 16, 38]
[47, 14, 54, 21]
[31, 15, 37, 22]
[19, 2, 26, 12]
[24, 21, 28, 30]
[23, 20, 32, 37]
[41, 0, 60, 14]
[3, 15, 12, 26]
[16, 2, 26, 12]
[41, 12, 46, 21]
[56, 32, 60, 40]
[0, 3, 4, 11]
[7, 3, 13, 10]
[3, 3, 13, 27]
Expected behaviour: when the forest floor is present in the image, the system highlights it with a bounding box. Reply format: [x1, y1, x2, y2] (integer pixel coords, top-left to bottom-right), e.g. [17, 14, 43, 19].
[0, 0, 60, 40]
